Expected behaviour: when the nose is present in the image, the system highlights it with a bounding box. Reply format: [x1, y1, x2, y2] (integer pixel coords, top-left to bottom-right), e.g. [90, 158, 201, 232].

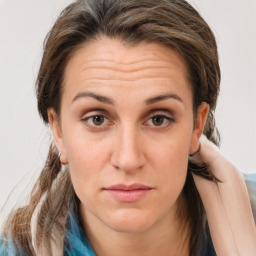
[111, 125, 146, 172]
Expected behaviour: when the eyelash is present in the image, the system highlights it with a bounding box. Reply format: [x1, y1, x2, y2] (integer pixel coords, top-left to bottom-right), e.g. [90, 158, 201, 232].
[146, 114, 175, 128]
[81, 112, 175, 130]
[82, 115, 111, 128]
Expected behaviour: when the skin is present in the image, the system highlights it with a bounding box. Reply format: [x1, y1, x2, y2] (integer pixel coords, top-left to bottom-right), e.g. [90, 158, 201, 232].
[192, 136, 256, 256]
[48, 37, 209, 256]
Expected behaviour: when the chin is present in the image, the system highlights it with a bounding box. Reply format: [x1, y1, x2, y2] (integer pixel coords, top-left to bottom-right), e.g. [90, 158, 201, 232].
[103, 208, 158, 234]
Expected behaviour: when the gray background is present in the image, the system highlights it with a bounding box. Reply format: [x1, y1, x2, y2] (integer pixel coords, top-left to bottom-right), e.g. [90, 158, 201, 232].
[0, 0, 255, 226]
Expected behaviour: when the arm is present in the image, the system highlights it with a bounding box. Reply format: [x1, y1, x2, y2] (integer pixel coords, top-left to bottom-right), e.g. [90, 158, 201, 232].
[191, 135, 256, 256]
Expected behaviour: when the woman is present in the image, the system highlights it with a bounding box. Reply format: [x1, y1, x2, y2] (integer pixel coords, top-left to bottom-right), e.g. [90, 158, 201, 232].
[1, 0, 255, 255]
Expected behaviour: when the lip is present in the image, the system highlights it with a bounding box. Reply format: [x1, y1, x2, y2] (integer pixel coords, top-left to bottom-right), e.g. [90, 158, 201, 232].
[103, 183, 153, 203]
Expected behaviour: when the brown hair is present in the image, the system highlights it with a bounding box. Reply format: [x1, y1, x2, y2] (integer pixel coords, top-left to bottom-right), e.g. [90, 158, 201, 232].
[3, 0, 221, 255]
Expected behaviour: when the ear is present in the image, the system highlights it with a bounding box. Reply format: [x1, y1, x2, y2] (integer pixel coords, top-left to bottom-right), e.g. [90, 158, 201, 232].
[48, 109, 68, 164]
[189, 102, 209, 155]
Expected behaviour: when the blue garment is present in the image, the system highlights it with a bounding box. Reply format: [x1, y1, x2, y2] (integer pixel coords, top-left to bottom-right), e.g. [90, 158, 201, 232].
[243, 173, 256, 199]
[64, 211, 96, 256]
[64, 211, 216, 256]
[64, 207, 216, 256]
[1, 173, 255, 256]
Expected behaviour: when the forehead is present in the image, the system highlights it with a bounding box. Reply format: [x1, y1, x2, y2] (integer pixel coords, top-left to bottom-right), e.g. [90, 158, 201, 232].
[64, 37, 189, 80]
[62, 36, 192, 106]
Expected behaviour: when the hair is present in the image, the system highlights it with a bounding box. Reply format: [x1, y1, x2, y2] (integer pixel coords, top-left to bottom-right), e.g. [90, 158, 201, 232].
[2, 0, 224, 255]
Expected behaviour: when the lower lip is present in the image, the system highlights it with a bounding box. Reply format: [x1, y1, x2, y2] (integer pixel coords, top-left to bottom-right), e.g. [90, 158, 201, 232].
[105, 189, 152, 203]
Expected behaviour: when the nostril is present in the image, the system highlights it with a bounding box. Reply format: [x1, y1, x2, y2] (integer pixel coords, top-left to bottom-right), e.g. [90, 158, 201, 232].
[110, 148, 146, 172]
[110, 129, 146, 172]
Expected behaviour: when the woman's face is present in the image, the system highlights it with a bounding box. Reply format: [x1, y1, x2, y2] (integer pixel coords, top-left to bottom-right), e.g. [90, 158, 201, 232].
[49, 37, 208, 234]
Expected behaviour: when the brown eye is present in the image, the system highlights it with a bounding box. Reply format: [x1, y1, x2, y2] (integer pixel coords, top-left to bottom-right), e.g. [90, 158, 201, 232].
[152, 115, 165, 126]
[92, 115, 105, 125]
[145, 114, 175, 128]
[82, 114, 110, 127]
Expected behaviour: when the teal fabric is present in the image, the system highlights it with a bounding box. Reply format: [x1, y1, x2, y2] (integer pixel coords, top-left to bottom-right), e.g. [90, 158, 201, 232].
[0, 236, 26, 256]
[1, 173, 255, 256]
[64, 210, 96, 256]
[243, 172, 256, 199]
[243, 172, 256, 218]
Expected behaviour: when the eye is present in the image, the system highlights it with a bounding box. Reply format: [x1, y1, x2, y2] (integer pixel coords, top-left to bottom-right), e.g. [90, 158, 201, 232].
[146, 114, 174, 127]
[82, 115, 111, 127]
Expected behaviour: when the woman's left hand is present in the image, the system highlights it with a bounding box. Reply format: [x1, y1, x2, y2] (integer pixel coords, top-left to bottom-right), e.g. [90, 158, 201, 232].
[191, 135, 256, 256]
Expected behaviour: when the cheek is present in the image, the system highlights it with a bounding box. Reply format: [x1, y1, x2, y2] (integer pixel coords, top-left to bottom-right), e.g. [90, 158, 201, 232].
[150, 135, 190, 193]
[67, 146, 104, 211]
[68, 143, 108, 174]
[150, 129, 191, 168]
[63, 122, 110, 168]
[63, 131, 111, 198]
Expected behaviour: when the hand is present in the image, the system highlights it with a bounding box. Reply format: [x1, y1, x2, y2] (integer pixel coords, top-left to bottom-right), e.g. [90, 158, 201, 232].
[191, 135, 256, 256]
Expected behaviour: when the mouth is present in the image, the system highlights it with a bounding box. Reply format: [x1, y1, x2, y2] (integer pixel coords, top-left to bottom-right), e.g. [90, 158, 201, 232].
[103, 183, 153, 203]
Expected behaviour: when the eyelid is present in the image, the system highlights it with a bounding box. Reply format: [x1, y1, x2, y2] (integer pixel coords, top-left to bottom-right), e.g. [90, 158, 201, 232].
[81, 108, 109, 120]
[144, 110, 175, 128]
[81, 109, 113, 128]
[80, 109, 175, 129]
[147, 109, 175, 120]
[147, 114, 174, 124]
[82, 114, 113, 129]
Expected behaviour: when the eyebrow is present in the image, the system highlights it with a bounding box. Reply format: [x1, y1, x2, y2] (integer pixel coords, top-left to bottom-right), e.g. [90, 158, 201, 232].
[72, 91, 183, 105]
[72, 92, 114, 105]
[145, 93, 183, 104]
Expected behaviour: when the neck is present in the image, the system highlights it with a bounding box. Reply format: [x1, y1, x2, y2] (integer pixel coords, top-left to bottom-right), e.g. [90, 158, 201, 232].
[80, 196, 190, 256]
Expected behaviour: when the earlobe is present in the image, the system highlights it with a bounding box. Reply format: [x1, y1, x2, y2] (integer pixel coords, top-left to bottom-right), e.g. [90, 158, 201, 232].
[189, 102, 209, 155]
[47, 109, 68, 164]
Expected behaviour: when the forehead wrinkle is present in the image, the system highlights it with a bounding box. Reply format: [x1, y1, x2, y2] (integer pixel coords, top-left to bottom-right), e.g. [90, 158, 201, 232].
[78, 60, 181, 74]
[79, 58, 167, 65]
[67, 62, 190, 88]
[63, 39, 192, 105]
[74, 61, 188, 84]
[64, 39, 190, 87]
[76, 77, 183, 84]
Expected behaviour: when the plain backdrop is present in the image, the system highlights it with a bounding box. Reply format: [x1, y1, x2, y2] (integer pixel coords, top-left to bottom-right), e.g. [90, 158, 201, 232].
[0, 0, 255, 226]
